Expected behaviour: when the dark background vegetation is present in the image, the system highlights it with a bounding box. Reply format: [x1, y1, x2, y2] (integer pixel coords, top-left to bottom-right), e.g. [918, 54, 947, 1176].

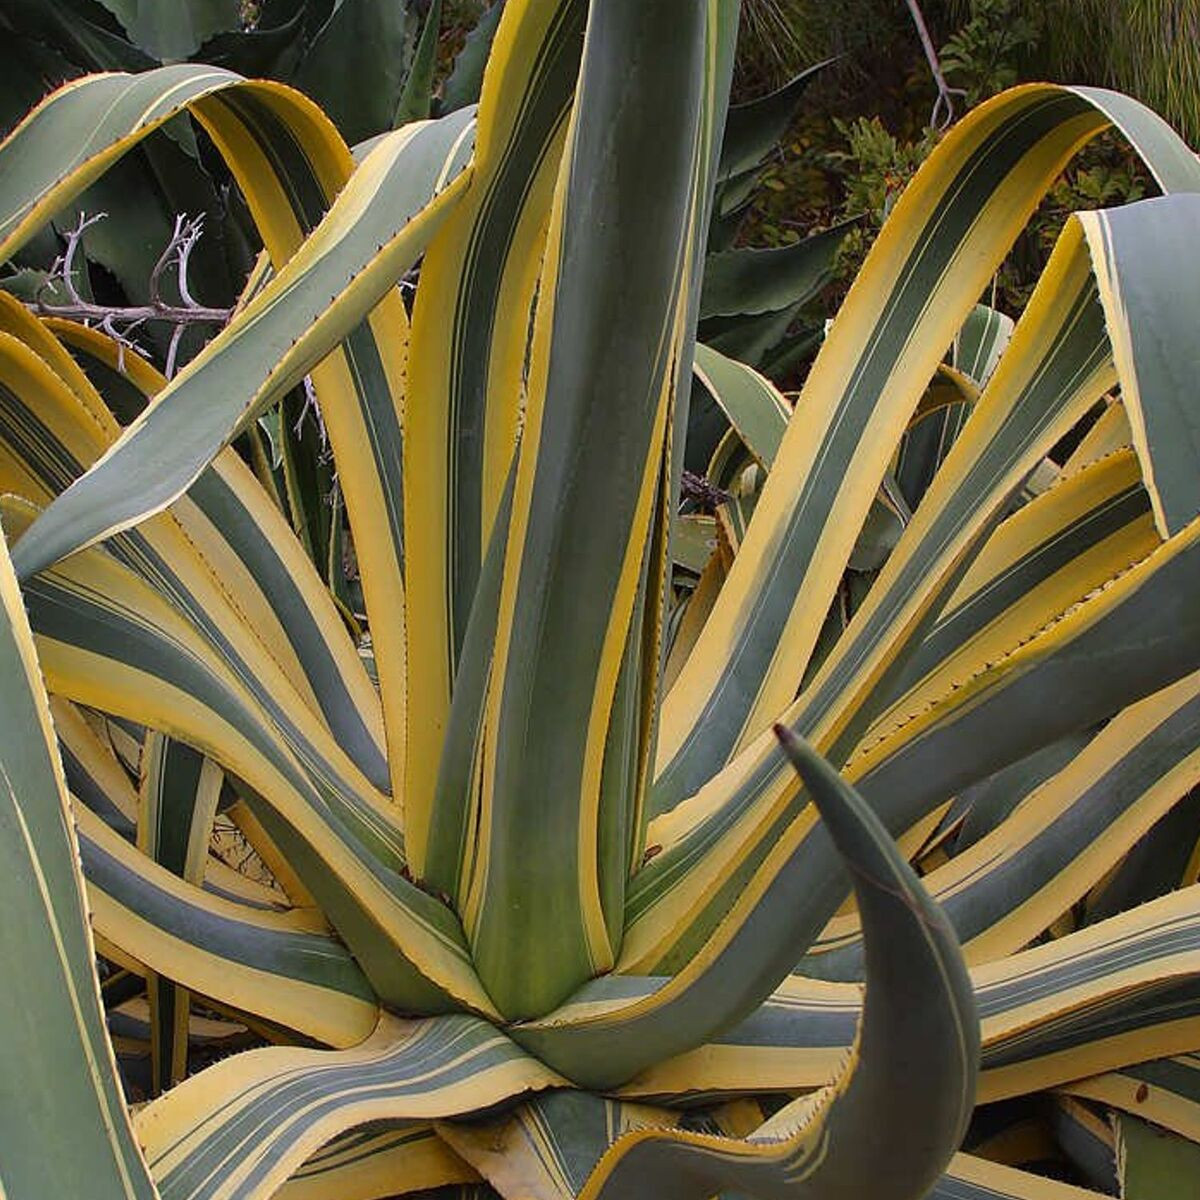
[724, 0, 1196, 319]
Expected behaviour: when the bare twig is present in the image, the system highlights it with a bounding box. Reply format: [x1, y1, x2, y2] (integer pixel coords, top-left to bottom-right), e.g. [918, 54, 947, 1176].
[38, 210, 108, 306]
[904, 0, 968, 131]
[27, 211, 235, 377]
[164, 323, 187, 380]
[292, 376, 327, 445]
[173, 214, 207, 308]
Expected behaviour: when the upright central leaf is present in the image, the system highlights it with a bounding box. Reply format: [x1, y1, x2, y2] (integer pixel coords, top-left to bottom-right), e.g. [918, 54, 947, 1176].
[465, 0, 710, 1019]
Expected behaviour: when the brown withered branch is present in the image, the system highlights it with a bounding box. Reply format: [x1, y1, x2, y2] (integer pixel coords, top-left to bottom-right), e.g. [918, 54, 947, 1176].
[680, 468, 732, 512]
[28, 210, 235, 377]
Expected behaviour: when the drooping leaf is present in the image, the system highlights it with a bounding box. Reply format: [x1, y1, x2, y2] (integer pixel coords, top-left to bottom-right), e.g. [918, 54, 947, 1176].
[653, 84, 1200, 818]
[1080, 195, 1200, 536]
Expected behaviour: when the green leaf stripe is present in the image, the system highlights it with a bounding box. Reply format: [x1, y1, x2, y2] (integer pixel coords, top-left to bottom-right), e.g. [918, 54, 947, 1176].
[805, 667, 1200, 979]
[622, 506, 1200, 982]
[76, 802, 378, 1047]
[402, 0, 586, 876]
[466, 0, 709, 1019]
[691, 342, 790, 469]
[137, 1014, 559, 1200]
[12, 106, 475, 583]
[14, 518, 490, 1017]
[0, 520, 155, 1199]
[653, 83, 1200, 818]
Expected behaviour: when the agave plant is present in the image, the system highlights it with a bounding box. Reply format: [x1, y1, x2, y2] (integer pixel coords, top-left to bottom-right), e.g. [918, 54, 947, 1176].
[3, 0, 1200, 1197]
[0, 0, 471, 332]
[0, 0, 506, 621]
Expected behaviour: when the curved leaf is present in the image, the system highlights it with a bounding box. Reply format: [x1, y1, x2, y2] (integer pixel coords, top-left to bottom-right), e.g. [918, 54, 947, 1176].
[135, 1014, 561, 1200]
[11, 107, 474, 582]
[806, 667, 1200, 979]
[572, 729, 976, 1198]
[653, 83, 1200, 817]
[0, 512, 155, 1198]
[278, 1122, 478, 1200]
[76, 800, 379, 1048]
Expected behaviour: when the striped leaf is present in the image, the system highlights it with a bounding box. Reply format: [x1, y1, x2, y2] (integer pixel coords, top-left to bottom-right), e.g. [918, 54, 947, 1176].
[10, 102, 474, 585]
[513, 730, 979, 1108]
[624, 493, 1200, 982]
[691, 342, 790, 469]
[402, 0, 586, 880]
[4, 16, 1200, 1200]
[51, 694, 140, 840]
[893, 302, 1012, 513]
[134, 1014, 561, 1200]
[462, 0, 713, 1019]
[933, 1154, 1109, 1199]
[2, 67, 478, 804]
[76, 799, 379, 1048]
[1080, 195, 1200, 536]
[277, 1123, 479, 1200]
[620, 877, 1200, 1108]
[47, 318, 390, 792]
[0, 513, 156, 1198]
[1085, 785, 1200, 923]
[7, 498, 493, 1018]
[139, 733, 225, 1092]
[1060, 1054, 1200, 1144]
[1063, 399, 1132, 473]
[0, 313, 392, 816]
[571, 729, 976, 1199]
[437, 1092, 678, 1200]
[652, 83, 1200, 817]
[803, 667, 1200, 979]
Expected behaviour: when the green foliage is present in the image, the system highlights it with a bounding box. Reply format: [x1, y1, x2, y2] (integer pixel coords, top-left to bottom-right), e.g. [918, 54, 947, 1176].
[736, 0, 1175, 335]
[938, 0, 1041, 106]
[733, 0, 918, 96]
[946, 0, 1200, 145]
[825, 114, 939, 284]
[995, 130, 1152, 310]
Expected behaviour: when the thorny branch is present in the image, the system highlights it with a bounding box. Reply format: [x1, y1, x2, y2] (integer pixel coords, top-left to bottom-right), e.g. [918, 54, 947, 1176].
[27, 211, 234, 376]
